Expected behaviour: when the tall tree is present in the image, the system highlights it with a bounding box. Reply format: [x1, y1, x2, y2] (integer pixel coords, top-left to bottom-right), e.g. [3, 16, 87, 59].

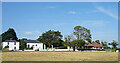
[64, 34, 85, 51]
[70, 40, 78, 51]
[110, 40, 118, 49]
[1, 28, 18, 41]
[101, 41, 110, 49]
[76, 40, 86, 49]
[73, 26, 91, 43]
[70, 40, 85, 51]
[64, 35, 72, 47]
[37, 30, 63, 48]
[101, 41, 107, 46]
[64, 26, 92, 51]
[95, 40, 100, 44]
[20, 38, 27, 51]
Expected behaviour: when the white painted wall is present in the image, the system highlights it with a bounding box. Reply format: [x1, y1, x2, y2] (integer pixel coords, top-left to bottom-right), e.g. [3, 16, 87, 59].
[92, 47, 104, 49]
[3, 42, 19, 51]
[27, 43, 43, 50]
[3, 42, 8, 48]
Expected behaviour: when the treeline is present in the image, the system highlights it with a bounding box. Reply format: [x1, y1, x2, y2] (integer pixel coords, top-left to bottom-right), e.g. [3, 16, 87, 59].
[1, 26, 119, 51]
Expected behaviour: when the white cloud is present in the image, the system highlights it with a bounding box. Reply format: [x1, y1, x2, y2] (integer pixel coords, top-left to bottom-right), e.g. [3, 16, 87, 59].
[69, 11, 77, 15]
[25, 32, 32, 35]
[42, 23, 65, 29]
[34, 31, 41, 34]
[80, 21, 106, 27]
[95, 6, 118, 20]
[25, 31, 41, 35]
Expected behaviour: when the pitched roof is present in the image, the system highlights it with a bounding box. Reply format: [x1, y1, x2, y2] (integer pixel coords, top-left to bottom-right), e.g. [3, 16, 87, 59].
[85, 44, 94, 46]
[24, 40, 40, 43]
[85, 42, 103, 47]
[92, 42, 103, 47]
[4, 40, 18, 42]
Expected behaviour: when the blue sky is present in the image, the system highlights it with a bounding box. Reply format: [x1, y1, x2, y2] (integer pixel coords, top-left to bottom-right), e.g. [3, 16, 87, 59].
[2, 2, 118, 43]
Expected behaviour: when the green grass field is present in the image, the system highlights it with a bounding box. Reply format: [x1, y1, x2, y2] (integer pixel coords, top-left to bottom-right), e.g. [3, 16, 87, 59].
[2, 51, 118, 61]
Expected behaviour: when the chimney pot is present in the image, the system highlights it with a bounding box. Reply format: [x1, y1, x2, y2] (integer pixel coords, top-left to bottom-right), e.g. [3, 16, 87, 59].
[10, 38, 12, 40]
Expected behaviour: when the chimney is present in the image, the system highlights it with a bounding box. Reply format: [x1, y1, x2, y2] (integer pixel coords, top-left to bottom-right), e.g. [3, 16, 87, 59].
[10, 38, 12, 41]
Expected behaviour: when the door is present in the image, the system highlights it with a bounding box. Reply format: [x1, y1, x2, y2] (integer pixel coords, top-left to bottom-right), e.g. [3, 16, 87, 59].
[14, 47, 16, 50]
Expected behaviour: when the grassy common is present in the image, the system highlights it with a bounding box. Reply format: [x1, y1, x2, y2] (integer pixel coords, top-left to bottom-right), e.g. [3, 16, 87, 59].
[2, 51, 118, 61]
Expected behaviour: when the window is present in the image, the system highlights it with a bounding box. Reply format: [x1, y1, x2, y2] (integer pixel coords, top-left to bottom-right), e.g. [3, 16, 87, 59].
[28, 45, 30, 48]
[14, 47, 16, 50]
[8, 42, 9, 45]
[14, 42, 16, 45]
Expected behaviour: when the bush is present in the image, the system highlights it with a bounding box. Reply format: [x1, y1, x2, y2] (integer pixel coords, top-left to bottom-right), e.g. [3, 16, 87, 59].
[4, 46, 9, 48]
[77, 48, 105, 51]
[104, 46, 111, 49]
[55, 46, 67, 49]
[112, 49, 116, 52]
[77, 48, 95, 50]
[97, 49, 105, 51]
[30, 47, 33, 49]
[35, 49, 39, 51]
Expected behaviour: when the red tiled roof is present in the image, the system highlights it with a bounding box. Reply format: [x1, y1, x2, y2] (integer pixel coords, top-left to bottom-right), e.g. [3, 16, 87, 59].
[85, 44, 93, 46]
[85, 42, 103, 47]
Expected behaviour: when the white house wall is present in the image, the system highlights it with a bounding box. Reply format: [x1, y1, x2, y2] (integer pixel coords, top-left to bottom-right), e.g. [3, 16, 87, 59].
[27, 43, 43, 50]
[3, 42, 19, 51]
[9, 42, 19, 51]
[3, 42, 8, 48]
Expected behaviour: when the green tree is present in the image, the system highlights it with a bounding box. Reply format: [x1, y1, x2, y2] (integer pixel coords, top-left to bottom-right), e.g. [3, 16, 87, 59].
[64, 35, 72, 47]
[95, 40, 100, 44]
[70, 40, 78, 51]
[20, 38, 27, 51]
[76, 40, 86, 49]
[37, 30, 63, 48]
[110, 40, 118, 49]
[73, 26, 91, 43]
[62, 41, 68, 47]
[101, 41, 111, 49]
[101, 41, 107, 46]
[64, 35, 85, 51]
[70, 40, 85, 51]
[1, 28, 18, 41]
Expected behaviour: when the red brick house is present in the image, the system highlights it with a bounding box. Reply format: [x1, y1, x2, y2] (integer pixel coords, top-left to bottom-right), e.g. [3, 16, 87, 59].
[85, 42, 104, 50]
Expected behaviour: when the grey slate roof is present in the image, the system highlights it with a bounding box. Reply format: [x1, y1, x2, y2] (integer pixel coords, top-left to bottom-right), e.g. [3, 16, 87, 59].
[4, 40, 18, 42]
[24, 40, 40, 43]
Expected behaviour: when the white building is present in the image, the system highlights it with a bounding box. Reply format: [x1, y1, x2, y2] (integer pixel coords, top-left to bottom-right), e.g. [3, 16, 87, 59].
[24, 40, 43, 51]
[2, 39, 19, 51]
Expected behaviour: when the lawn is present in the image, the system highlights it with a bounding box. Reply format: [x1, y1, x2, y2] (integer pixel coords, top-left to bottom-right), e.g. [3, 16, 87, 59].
[2, 51, 118, 61]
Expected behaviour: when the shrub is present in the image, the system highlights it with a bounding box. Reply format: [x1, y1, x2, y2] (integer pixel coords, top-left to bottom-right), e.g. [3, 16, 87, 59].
[35, 49, 39, 51]
[97, 49, 105, 51]
[30, 47, 33, 49]
[57, 46, 67, 49]
[4, 46, 9, 48]
[112, 49, 116, 52]
[54, 46, 67, 49]
[104, 46, 111, 49]
[77, 48, 105, 51]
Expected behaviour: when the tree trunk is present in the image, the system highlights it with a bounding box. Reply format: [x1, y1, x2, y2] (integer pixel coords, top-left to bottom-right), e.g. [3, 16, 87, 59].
[48, 43, 51, 48]
[73, 47, 75, 51]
